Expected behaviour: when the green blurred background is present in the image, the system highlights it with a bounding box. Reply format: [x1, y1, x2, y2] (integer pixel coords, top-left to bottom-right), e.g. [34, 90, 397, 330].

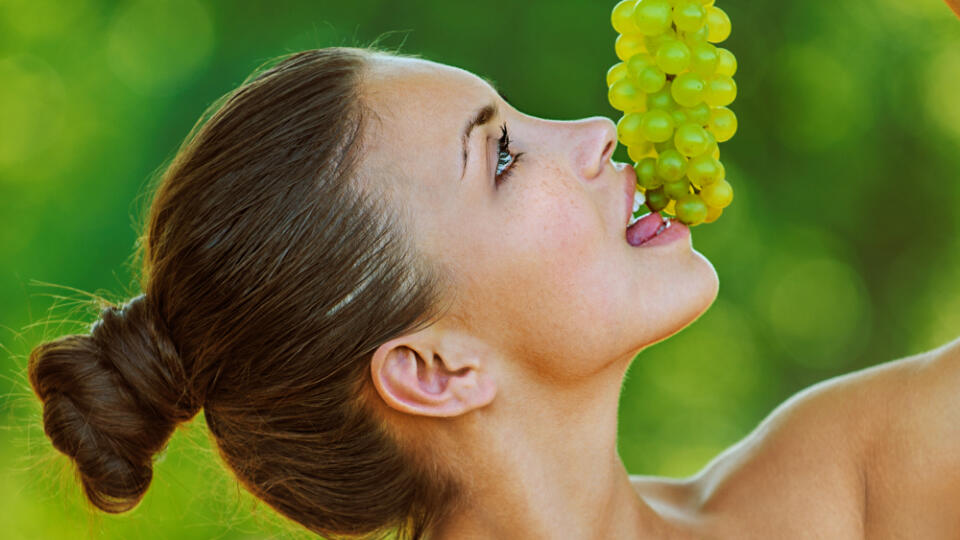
[2, 0, 959, 538]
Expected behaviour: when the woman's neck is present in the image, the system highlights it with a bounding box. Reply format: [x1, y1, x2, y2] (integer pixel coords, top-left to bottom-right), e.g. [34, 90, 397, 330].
[429, 352, 688, 539]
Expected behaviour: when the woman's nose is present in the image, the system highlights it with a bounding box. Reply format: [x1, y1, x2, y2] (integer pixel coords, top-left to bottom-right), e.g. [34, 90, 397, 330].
[575, 117, 618, 181]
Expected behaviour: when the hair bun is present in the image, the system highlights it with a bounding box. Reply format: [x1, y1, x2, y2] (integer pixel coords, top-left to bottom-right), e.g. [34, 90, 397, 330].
[28, 293, 200, 513]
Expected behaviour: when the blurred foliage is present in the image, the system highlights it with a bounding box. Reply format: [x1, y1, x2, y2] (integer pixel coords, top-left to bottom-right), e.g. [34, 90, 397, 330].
[1, 0, 959, 538]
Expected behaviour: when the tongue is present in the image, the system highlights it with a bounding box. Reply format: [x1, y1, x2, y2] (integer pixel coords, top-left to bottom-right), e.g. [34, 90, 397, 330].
[626, 212, 664, 246]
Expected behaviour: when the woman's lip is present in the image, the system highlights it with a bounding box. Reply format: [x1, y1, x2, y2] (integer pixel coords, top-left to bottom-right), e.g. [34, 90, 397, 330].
[623, 163, 637, 228]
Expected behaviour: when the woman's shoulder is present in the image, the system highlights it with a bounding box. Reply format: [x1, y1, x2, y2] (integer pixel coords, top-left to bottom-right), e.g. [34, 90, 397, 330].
[632, 337, 960, 538]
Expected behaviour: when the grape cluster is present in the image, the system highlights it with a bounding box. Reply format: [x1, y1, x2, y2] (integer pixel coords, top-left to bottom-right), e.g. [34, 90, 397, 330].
[608, 0, 737, 226]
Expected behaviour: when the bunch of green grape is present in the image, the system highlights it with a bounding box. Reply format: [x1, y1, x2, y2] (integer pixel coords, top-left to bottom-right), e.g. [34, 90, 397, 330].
[608, 0, 737, 226]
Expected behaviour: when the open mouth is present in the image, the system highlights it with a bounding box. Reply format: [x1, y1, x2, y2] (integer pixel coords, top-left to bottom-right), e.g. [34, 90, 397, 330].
[626, 209, 674, 247]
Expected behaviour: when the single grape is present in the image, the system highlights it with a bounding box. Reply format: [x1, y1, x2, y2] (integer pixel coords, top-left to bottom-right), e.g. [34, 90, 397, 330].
[663, 179, 692, 199]
[671, 108, 689, 126]
[635, 157, 662, 189]
[685, 101, 711, 125]
[628, 141, 655, 162]
[626, 53, 656, 79]
[657, 149, 688, 182]
[700, 177, 733, 208]
[686, 154, 722, 187]
[607, 62, 630, 87]
[617, 113, 647, 146]
[704, 205, 723, 223]
[688, 40, 719, 77]
[636, 66, 667, 93]
[609, 78, 646, 112]
[656, 40, 692, 74]
[616, 33, 648, 62]
[644, 27, 677, 52]
[704, 75, 737, 107]
[671, 72, 706, 107]
[706, 6, 732, 43]
[639, 110, 676, 143]
[715, 48, 737, 77]
[674, 123, 711, 157]
[708, 106, 737, 142]
[634, 0, 673, 35]
[683, 23, 710, 43]
[655, 138, 676, 154]
[647, 86, 677, 110]
[611, 0, 640, 34]
[673, 1, 707, 32]
[676, 193, 709, 225]
[646, 187, 670, 212]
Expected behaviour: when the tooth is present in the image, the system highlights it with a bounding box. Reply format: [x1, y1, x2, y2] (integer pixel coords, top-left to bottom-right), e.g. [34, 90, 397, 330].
[632, 191, 645, 213]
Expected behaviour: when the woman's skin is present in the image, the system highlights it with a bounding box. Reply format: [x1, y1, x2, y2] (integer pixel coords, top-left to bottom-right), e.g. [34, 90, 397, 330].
[362, 53, 717, 538]
[358, 49, 960, 539]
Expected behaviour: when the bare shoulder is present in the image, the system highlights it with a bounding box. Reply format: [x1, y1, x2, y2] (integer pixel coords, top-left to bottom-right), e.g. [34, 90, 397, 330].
[860, 336, 960, 537]
[631, 340, 960, 538]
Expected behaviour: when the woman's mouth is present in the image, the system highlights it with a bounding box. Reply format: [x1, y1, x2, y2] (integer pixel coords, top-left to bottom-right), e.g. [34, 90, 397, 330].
[626, 211, 666, 246]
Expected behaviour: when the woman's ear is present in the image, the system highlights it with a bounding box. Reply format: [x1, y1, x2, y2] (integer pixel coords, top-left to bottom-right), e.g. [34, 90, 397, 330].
[370, 333, 497, 418]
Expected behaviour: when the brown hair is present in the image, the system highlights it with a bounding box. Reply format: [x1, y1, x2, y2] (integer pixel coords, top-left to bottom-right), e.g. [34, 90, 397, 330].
[27, 46, 463, 539]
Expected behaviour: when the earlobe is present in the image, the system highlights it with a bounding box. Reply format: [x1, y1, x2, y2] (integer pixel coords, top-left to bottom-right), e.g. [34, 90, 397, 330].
[370, 341, 496, 418]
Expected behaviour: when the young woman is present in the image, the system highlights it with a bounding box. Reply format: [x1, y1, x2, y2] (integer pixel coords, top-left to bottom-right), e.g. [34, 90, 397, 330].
[27, 6, 960, 539]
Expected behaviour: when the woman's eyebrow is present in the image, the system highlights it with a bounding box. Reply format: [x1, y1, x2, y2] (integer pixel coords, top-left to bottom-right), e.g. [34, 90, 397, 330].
[459, 77, 512, 182]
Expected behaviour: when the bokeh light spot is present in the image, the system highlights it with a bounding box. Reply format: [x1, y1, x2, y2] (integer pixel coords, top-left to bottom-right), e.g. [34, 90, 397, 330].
[760, 256, 871, 368]
[106, 0, 215, 96]
[0, 55, 66, 169]
[924, 44, 960, 144]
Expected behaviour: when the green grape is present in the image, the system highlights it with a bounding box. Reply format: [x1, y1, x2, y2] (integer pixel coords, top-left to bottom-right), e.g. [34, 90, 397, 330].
[700, 178, 733, 208]
[644, 27, 677, 52]
[607, 62, 630, 87]
[626, 53, 656, 79]
[655, 40, 692, 74]
[715, 48, 737, 77]
[639, 110, 675, 142]
[663, 179, 692, 199]
[676, 193, 709, 225]
[654, 139, 675, 154]
[702, 129, 719, 158]
[704, 75, 737, 107]
[628, 141, 655, 162]
[686, 102, 711, 125]
[708, 106, 737, 142]
[645, 187, 670, 212]
[674, 123, 711, 157]
[686, 154, 722, 187]
[616, 33, 647, 61]
[673, 2, 707, 32]
[671, 72, 706, 107]
[706, 6, 732, 43]
[657, 149, 688, 182]
[671, 108, 689, 126]
[688, 40, 719, 77]
[646, 86, 676, 110]
[704, 204, 723, 223]
[634, 0, 673, 35]
[617, 113, 647, 146]
[635, 157, 662, 189]
[636, 66, 667, 93]
[609, 78, 646, 112]
[683, 23, 710, 43]
[611, 0, 640, 34]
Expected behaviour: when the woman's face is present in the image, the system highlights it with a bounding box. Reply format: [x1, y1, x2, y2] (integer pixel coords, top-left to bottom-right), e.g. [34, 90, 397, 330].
[361, 55, 718, 383]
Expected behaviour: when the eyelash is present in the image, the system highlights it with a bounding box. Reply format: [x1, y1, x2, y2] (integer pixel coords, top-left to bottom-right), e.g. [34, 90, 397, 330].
[495, 122, 524, 186]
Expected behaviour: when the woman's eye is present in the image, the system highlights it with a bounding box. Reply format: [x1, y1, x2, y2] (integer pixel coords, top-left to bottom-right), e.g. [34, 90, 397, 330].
[495, 122, 523, 186]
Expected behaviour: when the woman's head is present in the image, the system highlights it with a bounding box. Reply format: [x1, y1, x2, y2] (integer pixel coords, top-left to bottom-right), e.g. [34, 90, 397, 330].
[27, 46, 717, 539]
[360, 55, 717, 420]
